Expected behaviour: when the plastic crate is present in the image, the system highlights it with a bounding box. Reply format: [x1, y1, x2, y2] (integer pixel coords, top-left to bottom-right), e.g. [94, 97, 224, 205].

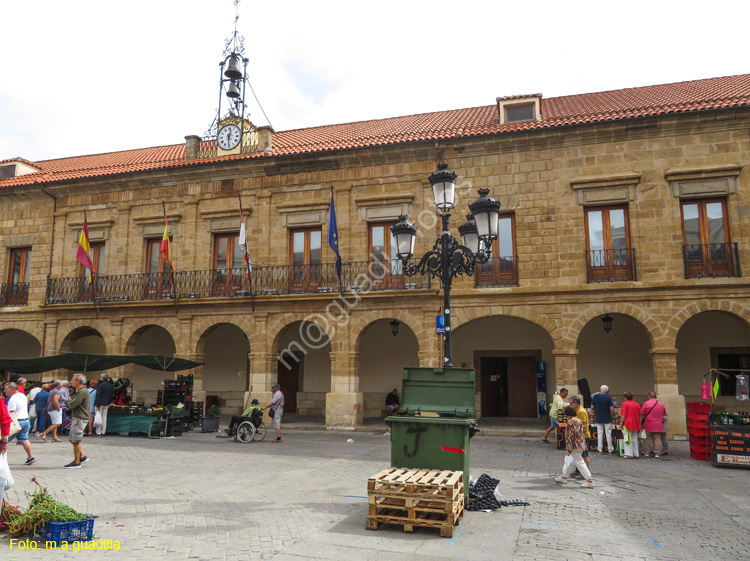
[687, 402, 711, 414]
[690, 447, 709, 460]
[37, 516, 94, 544]
[688, 420, 710, 436]
[688, 411, 709, 422]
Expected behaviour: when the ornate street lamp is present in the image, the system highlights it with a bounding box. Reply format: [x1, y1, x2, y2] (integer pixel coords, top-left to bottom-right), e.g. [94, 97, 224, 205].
[391, 163, 501, 367]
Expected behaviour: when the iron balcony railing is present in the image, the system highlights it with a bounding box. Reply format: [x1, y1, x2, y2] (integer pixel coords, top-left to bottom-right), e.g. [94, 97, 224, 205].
[1, 282, 29, 306]
[683, 243, 741, 278]
[476, 257, 518, 287]
[586, 248, 637, 283]
[45, 262, 426, 305]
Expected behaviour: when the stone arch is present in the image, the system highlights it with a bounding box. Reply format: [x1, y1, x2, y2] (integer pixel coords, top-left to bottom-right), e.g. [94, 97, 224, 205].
[268, 313, 334, 355]
[0, 328, 42, 358]
[563, 303, 660, 349]
[667, 300, 750, 348]
[192, 315, 254, 356]
[58, 323, 109, 354]
[123, 318, 180, 355]
[350, 309, 423, 355]
[454, 304, 559, 346]
[0, 321, 43, 346]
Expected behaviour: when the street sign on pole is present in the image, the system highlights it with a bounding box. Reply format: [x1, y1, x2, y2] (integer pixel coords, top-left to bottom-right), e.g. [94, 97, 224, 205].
[436, 315, 445, 334]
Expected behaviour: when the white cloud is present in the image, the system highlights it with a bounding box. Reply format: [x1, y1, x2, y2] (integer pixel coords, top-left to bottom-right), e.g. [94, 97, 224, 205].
[1, 0, 749, 161]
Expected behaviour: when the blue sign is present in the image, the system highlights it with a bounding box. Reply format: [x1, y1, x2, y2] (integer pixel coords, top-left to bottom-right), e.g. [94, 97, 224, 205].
[436, 315, 445, 334]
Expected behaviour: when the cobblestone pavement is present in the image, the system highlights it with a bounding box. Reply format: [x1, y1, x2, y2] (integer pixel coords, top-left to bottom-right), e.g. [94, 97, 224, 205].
[1, 429, 748, 561]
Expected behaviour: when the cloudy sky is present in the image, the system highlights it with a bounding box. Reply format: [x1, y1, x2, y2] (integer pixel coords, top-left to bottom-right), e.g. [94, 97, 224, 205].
[1, 0, 749, 162]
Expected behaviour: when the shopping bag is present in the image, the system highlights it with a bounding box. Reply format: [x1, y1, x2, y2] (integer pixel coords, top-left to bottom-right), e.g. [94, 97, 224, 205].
[94, 410, 103, 427]
[0, 452, 15, 490]
[8, 412, 21, 438]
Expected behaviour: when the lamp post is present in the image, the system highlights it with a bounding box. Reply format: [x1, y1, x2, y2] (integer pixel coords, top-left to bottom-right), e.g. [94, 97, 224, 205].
[391, 163, 501, 367]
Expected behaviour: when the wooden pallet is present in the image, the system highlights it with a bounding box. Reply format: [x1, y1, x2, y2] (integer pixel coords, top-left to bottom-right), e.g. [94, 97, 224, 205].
[369, 495, 464, 523]
[366, 509, 463, 538]
[366, 468, 464, 538]
[367, 468, 463, 500]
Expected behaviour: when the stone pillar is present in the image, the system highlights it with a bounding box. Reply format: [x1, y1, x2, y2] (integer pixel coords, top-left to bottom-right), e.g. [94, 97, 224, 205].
[651, 348, 686, 440]
[553, 349, 579, 396]
[419, 310, 439, 368]
[326, 350, 362, 429]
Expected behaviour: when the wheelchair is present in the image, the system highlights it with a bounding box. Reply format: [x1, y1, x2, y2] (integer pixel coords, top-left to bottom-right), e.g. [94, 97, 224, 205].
[233, 410, 267, 443]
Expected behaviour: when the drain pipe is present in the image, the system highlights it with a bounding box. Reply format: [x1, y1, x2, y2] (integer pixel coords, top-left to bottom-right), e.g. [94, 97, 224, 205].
[39, 185, 57, 356]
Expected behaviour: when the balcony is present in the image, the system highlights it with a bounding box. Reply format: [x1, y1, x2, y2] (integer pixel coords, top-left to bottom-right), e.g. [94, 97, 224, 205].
[476, 257, 518, 287]
[683, 243, 741, 278]
[44, 262, 426, 305]
[586, 248, 637, 283]
[1, 282, 29, 306]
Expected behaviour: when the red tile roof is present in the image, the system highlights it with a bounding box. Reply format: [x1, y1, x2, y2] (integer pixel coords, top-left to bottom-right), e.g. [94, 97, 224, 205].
[3, 74, 750, 189]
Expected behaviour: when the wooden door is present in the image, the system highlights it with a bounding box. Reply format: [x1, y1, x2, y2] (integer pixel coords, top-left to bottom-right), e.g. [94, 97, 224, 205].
[507, 357, 538, 418]
[277, 355, 300, 413]
[480, 357, 507, 416]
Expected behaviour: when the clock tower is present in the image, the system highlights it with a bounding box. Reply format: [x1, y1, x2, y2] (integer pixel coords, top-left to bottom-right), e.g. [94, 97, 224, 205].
[205, 0, 258, 158]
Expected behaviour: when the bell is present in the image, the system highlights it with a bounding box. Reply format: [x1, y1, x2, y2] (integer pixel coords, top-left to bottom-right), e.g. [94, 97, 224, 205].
[226, 81, 241, 99]
[224, 54, 243, 80]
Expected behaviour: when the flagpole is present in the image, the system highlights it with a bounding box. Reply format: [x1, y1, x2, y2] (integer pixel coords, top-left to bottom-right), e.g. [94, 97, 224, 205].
[239, 194, 255, 312]
[329, 186, 343, 297]
[163, 201, 178, 314]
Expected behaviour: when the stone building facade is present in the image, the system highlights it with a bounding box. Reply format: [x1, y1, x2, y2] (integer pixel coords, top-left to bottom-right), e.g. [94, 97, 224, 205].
[2, 75, 750, 436]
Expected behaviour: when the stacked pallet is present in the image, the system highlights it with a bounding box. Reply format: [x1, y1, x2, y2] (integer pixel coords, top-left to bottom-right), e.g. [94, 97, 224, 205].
[366, 467, 464, 538]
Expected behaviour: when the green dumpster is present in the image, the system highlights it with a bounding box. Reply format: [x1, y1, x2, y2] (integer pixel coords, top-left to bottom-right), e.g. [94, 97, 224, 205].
[385, 367, 477, 495]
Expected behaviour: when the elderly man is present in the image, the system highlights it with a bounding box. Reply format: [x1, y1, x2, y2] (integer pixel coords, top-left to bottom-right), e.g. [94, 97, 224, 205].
[16, 377, 27, 395]
[4, 382, 35, 465]
[263, 384, 284, 443]
[591, 385, 616, 454]
[65, 373, 90, 468]
[41, 380, 64, 442]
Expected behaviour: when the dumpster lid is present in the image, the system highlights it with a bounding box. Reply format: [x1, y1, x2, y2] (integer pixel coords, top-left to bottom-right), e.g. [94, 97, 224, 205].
[397, 366, 475, 417]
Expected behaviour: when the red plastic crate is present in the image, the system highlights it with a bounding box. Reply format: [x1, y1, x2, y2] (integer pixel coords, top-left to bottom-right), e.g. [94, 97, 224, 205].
[688, 412, 709, 422]
[690, 447, 709, 460]
[687, 402, 711, 414]
[688, 420, 710, 436]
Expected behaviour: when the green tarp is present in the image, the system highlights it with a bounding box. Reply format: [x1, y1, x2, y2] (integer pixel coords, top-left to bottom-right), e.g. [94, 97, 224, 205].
[0, 352, 202, 374]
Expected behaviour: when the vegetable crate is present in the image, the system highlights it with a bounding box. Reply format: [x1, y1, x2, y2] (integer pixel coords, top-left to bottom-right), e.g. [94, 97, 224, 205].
[37, 516, 94, 545]
[365, 467, 464, 538]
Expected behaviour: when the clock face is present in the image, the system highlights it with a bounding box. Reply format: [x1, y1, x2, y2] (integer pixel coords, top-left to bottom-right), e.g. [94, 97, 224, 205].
[218, 124, 242, 150]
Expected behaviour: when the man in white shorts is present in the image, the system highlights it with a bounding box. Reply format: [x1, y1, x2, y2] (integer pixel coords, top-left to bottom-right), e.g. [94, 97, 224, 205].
[263, 384, 284, 443]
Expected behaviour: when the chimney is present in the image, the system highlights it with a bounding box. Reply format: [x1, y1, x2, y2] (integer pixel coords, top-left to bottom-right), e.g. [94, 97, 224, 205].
[257, 126, 274, 153]
[184, 135, 202, 160]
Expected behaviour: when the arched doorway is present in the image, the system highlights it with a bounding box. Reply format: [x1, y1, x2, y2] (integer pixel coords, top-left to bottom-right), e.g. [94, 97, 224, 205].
[196, 323, 250, 415]
[577, 313, 653, 403]
[676, 311, 750, 410]
[453, 316, 554, 418]
[0, 329, 42, 380]
[59, 326, 107, 378]
[124, 325, 177, 403]
[273, 320, 331, 415]
[356, 318, 419, 418]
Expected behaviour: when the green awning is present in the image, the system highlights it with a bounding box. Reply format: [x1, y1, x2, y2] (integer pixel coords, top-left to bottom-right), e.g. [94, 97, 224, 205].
[0, 352, 202, 374]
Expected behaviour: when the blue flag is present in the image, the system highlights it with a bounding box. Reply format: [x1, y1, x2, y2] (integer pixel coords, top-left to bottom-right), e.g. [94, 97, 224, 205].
[327, 188, 342, 279]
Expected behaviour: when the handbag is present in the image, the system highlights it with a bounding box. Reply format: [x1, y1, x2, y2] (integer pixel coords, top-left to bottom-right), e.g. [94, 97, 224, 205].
[268, 407, 275, 419]
[0, 452, 15, 490]
[8, 412, 21, 438]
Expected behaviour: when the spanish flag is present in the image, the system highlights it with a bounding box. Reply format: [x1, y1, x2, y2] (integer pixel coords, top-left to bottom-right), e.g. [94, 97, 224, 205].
[76, 210, 94, 282]
[160, 202, 173, 283]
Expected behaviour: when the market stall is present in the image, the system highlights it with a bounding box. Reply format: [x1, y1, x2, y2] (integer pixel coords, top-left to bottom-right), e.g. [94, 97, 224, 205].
[690, 369, 750, 468]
